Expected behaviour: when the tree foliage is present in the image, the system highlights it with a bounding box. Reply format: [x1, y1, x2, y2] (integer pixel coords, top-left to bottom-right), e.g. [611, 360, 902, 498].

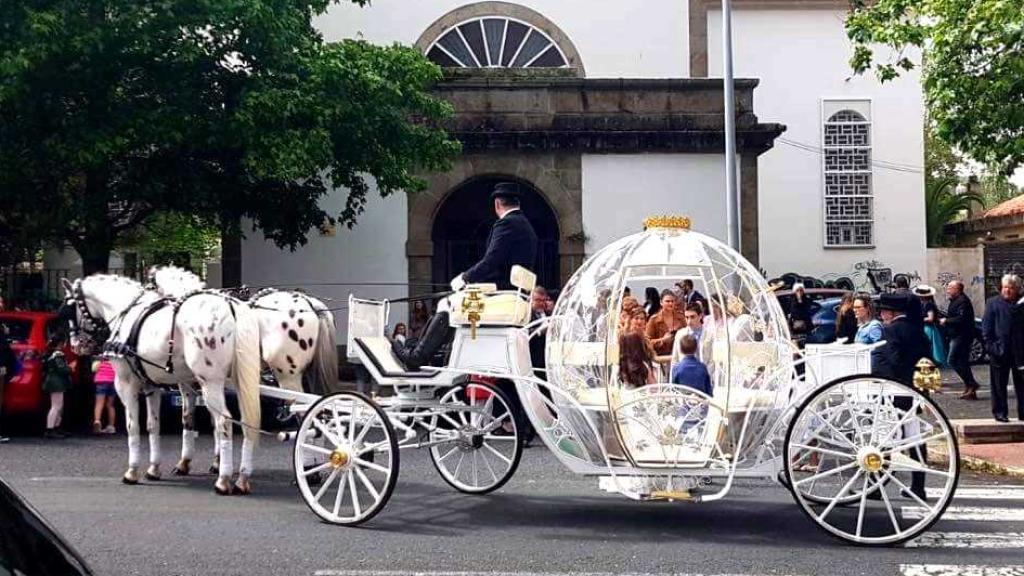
[0, 0, 460, 274]
[117, 212, 220, 270]
[847, 0, 1024, 175]
[925, 177, 985, 247]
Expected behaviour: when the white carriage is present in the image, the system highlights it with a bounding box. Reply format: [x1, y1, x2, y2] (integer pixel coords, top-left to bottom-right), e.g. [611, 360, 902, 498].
[281, 217, 959, 545]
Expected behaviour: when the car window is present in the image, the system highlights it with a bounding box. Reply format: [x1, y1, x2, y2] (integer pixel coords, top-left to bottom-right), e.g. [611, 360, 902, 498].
[0, 319, 33, 345]
[46, 318, 67, 343]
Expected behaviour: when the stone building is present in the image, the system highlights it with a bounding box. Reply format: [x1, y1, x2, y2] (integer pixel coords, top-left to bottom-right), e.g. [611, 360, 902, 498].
[236, 0, 928, 337]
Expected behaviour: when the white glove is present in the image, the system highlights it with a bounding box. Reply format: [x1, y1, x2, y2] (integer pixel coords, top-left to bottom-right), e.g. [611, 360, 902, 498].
[450, 274, 466, 292]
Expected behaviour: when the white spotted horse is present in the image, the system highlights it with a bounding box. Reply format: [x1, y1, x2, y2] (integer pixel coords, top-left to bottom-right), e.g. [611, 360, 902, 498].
[59, 273, 263, 495]
[147, 269, 340, 475]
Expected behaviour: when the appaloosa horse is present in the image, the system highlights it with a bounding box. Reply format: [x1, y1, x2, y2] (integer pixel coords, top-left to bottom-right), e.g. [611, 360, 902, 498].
[147, 267, 339, 476]
[60, 274, 262, 495]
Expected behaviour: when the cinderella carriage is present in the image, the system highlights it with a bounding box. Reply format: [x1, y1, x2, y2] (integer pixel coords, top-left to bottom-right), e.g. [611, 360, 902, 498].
[289, 215, 958, 546]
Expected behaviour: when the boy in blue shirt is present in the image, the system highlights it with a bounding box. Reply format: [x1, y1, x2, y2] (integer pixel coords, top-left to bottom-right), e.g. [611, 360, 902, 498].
[671, 335, 712, 395]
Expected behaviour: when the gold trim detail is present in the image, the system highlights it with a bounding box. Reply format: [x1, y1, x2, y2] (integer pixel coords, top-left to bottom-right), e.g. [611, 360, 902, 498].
[643, 215, 691, 231]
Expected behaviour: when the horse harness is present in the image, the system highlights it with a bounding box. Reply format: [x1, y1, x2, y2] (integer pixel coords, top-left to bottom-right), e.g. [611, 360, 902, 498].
[68, 281, 239, 390]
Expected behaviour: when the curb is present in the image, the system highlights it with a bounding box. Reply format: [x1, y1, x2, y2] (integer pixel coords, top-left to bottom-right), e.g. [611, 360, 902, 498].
[932, 443, 1024, 480]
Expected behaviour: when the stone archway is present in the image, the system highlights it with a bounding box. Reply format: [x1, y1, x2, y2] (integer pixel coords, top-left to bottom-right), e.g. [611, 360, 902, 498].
[432, 176, 560, 290]
[407, 152, 585, 294]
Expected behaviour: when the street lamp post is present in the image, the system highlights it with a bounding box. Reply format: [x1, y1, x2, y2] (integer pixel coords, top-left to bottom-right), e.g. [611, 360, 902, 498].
[721, 0, 740, 252]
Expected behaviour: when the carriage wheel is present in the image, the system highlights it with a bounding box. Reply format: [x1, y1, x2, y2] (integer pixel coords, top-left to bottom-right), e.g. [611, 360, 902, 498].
[784, 375, 958, 546]
[293, 392, 399, 526]
[429, 381, 522, 494]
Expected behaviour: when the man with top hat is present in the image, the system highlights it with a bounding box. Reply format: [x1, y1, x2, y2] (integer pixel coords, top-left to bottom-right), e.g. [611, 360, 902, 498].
[872, 292, 931, 501]
[456, 182, 538, 291]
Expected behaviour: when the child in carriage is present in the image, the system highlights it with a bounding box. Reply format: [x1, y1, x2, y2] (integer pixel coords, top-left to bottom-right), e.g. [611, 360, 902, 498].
[670, 335, 712, 396]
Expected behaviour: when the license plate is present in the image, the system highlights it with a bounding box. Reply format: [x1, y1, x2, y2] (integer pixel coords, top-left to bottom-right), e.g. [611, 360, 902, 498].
[169, 395, 206, 407]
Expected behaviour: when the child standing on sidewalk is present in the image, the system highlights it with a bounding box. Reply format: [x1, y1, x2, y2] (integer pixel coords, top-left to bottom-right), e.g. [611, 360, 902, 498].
[42, 338, 72, 439]
[92, 360, 117, 434]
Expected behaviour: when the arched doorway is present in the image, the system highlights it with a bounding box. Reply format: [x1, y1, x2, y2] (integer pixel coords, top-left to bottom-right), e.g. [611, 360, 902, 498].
[432, 177, 560, 290]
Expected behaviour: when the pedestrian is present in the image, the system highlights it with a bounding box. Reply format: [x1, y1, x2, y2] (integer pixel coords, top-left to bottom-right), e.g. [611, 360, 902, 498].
[645, 290, 684, 356]
[409, 300, 430, 339]
[42, 337, 72, 439]
[871, 293, 929, 501]
[853, 295, 883, 344]
[981, 274, 1024, 422]
[92, 359, 117, 434]
[788, 283, 813, 337]
[674, 279, 707, 315]
[529, 286, 549, 378]
[643, 287, 661, 317]
[893, 275, 924, 332]
[835, 293, 858, 343]
[914, 285, 947, 366]
[939, 280, 980, 399]
[670, 335, 712, 395]
[0, 323, 16, 443]
[391, 323, 408, 346]
[672, 303, 705, 366]
[618, 332, 656, 388]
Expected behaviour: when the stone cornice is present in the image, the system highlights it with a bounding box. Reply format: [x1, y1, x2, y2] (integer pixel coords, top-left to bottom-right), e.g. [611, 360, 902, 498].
[431, 77, 786, 154]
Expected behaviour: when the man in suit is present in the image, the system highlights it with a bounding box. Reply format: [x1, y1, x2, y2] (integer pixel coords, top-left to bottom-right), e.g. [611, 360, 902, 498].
[982, 274, 1024, 422]
[395, 183, 538, 370]
[872, 292, 930, 501]
[892, 274, 924, 333]
[674, 279, 707, 315]
[939, 280, 980, 399]
[458, 183, 539, 291]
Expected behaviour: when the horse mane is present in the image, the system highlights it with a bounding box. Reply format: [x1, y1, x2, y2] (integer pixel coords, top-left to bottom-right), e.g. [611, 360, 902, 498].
[150, 265, 205, 298]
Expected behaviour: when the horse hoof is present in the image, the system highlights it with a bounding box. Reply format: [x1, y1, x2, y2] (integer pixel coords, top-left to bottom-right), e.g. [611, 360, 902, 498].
[232, 479, 252, 496]
[122, 470, 139, 485]
[144, 472, 161, 482]
[144, 465, 161, 481]
[172, 460, 191, 476]
[214, 477, 232, 496]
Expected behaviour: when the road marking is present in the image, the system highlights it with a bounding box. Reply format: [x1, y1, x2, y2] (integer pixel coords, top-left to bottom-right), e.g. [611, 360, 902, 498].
[29, 476, 115, 482]
[902, 565, 1024, 576]
[930, 486, 1024, 501]
[905, 532, 1024, 549]
[315, 572, 808, 576]
[903, 506, 1024, 521]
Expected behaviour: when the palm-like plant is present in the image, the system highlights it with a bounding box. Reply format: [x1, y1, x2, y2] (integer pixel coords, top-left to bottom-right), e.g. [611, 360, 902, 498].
[925, 177, 984, 247]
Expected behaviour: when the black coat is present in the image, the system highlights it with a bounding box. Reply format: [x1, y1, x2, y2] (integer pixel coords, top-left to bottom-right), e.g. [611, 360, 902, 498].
[982, 296, 1024, 367]
[872, 316, 928, 385]
[945, 293, 975, 340]
[893, 288, 924, 332]
[464, 210, 538, 290]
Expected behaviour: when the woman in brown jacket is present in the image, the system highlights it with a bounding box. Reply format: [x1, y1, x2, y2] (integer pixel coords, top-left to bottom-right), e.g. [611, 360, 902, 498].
[646, 289, 685, 355]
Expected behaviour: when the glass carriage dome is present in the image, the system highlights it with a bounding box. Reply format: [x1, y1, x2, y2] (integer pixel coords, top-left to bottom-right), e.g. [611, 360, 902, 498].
[543, 216, 794, 467]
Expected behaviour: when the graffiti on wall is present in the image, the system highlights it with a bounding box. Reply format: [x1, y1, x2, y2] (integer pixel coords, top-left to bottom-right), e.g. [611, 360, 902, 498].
[770, 260, 922, 294]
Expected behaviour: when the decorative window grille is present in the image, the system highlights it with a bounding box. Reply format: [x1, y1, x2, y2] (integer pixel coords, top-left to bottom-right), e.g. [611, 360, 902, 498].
[426, 17, 569, 69]
[823, 107, 873, 247]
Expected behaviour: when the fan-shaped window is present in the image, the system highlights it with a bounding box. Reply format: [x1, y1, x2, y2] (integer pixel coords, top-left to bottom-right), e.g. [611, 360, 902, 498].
[426, 17, 569, 69]
[823, 107, 873, 248]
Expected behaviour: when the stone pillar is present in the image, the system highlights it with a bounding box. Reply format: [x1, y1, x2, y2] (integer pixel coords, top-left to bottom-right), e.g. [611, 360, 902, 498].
[740, 154, 759, 268]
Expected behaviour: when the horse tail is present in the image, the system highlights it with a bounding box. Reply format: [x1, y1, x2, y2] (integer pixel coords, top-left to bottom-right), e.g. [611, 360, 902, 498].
[310, 310, 340, 394]
[233, 302, 262, 446]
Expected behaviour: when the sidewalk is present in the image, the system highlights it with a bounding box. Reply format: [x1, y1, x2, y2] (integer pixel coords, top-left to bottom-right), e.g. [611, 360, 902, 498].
[936, 366, 1024, 478]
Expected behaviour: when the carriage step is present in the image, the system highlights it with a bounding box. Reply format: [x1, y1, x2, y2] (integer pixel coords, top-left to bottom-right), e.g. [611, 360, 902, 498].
[954, 419, 1024, 445]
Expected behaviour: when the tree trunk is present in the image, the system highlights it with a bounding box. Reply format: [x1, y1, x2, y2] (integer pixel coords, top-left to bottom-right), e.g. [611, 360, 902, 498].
[77, 242, 112, 276]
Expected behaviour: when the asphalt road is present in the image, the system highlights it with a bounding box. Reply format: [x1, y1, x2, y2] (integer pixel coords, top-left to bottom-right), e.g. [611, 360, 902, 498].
[2, 435, 1024, 576]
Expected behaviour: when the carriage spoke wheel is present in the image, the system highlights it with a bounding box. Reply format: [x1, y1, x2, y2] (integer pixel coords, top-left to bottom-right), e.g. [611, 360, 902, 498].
[293, 392, 399, 526]
[429, 381, 523, 494]
[784, 375, 959, 546]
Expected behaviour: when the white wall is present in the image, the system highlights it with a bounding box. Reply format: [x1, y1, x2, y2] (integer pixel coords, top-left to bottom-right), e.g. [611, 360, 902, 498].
[240, 182, 409, 342]
[707, 9, 926, 281]
[317, 0, 689, 77]
[582, 154, 730, 253]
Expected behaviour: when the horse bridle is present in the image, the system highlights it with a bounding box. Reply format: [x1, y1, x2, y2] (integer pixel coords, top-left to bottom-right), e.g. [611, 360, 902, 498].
[60, 279, 112, 349]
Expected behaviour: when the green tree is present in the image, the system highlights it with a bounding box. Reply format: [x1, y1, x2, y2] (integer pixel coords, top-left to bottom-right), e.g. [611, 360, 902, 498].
[925, 177, 984, 247]
[847, 0, 1024, 175]
[0, 0, 459, 274]
[117, 212, 221, 272]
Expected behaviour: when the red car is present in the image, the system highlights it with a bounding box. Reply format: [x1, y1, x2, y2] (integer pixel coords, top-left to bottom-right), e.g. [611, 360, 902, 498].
[0, 311, 79, 416]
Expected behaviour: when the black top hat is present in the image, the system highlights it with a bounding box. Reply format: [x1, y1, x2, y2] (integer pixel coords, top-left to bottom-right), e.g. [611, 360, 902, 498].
[876, 293, 904, 312]
[490, 182, 520, 201]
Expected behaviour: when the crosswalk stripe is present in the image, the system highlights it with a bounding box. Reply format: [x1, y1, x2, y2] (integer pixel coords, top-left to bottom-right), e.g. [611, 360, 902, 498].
[930, 487, 1024, 501]
[905, 532, 1024, 548]
[902, 565, 1024, 576]
[904, 506, 1024, 521]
